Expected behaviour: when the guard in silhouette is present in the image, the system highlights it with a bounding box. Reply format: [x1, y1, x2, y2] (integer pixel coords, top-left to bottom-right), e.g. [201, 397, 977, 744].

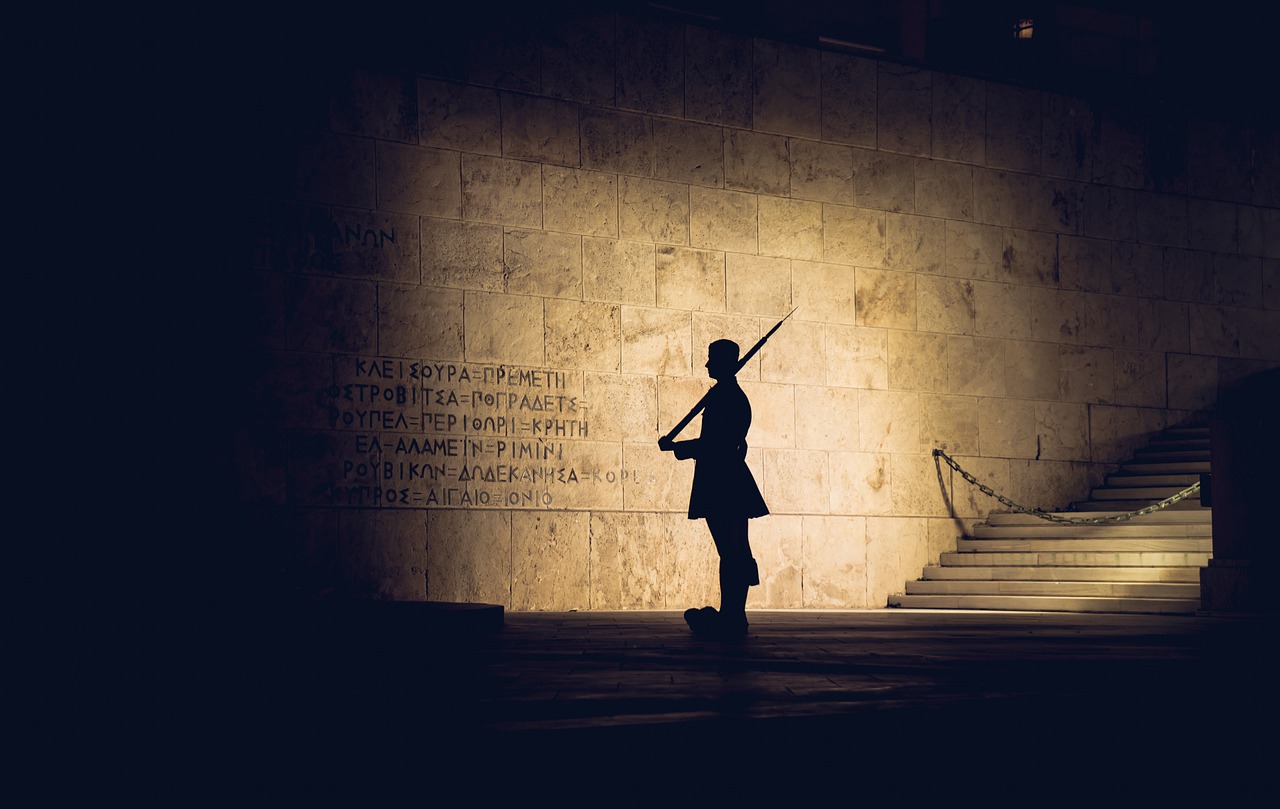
[660, 339, 769, 639]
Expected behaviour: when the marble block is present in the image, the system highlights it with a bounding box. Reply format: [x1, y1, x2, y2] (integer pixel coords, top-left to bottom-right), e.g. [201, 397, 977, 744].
[1034, 401, 1090, 462]
[619, 176, 689, 246]
[947, 335, 1007, 398]
[944, 221, 1003, 281]
[820, 51, 876, 147]
[690, 187, 757, 254]
[652, 119, 723, 188]
[888, 330, 948, 392]
[853, 150, 915, 213]
[920, 394, 979, 455]
[589, 511, 665, 609]
[891, 452, 952, 518]
[461, 154, 542, 228]
[463, 291, 544, 366]
[824, 205, 886, 268]
[580, 108, 655, 176]
[423, 218, 504, 291]
[427, 509, 512, 607]
[622, 306, 691, 376]
[583, 237, 657, 305]
[796, 385, 860, 451]
[1058, 345, 1115, 404]
[855, 268, 915, 329]
[378, 143, 461, 219]
[829, 451, 893, 515]
[886, 213, 945, 274]
[753, 39, 821, 139]
[623, 442, 694, 513]
[544, 299, 621, 373]
[419, 78, 501, 155]
[504, 228, 582, 299]
[511, 511, 590, 610]
[292, 131, 375, 209]
[978, 396, 1036, 459]
[866, 516, 929, 608]
[656, 246, 726, 311]
[973, 168, 1029, 229]
[759, 197, 823, 261]
[859, 389, 922, 453]
[801, 515, 868, 608]
[876, 62, 931, 157]
[500, 92, 579, 166]
[931, 73, 985, 164]
[725, 129, 790, 195]
[825, 324, 888, 390]
[985, 82, 1041, 173]
[973, 281, 1030, 340]
[544, 167, 618, 238]
[790, 139, 853, 204]
[582, 372, 658, 443]
[684, 25, 753, 128]
[750, 515, 804, 608]
[377, 284, 464, 361]
[916, 160, 973, 221]
[738, 381, 796, 448]
[763, 448, 831, 513]
[916, 275, 975, 335]
[792, 261, 856, 325]
[661, 513, 720, 609]
[759, 317, 826, 385]
[727, 253, 793, 317]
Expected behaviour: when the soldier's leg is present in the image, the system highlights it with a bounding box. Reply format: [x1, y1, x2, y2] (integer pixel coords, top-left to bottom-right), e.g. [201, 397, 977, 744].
[707, 516, 755, 632]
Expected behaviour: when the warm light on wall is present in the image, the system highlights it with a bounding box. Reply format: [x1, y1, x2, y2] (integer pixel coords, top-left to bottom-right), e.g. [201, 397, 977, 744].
[1014, 19, 1034, 39]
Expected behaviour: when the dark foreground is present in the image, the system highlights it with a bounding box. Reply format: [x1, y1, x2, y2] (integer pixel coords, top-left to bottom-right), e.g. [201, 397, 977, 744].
[217, 606, 1272, 799]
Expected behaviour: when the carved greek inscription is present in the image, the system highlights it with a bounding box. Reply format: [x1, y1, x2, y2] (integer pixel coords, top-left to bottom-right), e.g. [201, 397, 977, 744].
[310, 357, 642, 509]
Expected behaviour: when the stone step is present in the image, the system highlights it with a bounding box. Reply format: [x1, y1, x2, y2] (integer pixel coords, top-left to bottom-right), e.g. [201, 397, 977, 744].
[1089, 486, 1201, 500]
[939, 551, 1211, 567]
[973, 521, 1211, 538]
[1145, 438, 1210, 451]
[1132, 448, 1211, 462]
[984, 510, 1211, 525]
[887, 594, 1200, 614]
[1072, 499, 1205, 511]
[1103, 473, 1201, 487]
[920, 565, 1201, 582]
[958, 538, 1212, 553]
[904, 579, 1200, 599]
[1118, 460, 1212, 474]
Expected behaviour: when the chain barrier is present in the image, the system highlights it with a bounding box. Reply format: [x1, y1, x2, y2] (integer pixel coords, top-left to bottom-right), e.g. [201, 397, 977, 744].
[932, 448, 1201, 525]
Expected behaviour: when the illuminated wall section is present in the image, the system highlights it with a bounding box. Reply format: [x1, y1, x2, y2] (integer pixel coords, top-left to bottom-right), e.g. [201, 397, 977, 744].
[241, 9, 1280, 608]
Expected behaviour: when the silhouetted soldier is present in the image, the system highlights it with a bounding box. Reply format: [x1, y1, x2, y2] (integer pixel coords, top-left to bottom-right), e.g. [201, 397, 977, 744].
[659, 339, 768, 639]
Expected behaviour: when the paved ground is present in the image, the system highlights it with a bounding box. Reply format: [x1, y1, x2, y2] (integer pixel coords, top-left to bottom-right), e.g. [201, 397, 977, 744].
[236, 606, 1272, 799]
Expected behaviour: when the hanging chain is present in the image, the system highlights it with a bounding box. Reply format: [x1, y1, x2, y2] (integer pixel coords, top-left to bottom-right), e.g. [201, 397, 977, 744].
[932, 449, 1202, 525]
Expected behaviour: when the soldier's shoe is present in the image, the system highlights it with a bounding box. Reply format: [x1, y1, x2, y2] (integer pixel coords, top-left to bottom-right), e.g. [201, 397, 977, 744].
[684, 606, 720, 637]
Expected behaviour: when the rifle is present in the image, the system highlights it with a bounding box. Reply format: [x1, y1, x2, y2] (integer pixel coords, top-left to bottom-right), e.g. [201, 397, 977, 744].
[659, 307, 797, 445]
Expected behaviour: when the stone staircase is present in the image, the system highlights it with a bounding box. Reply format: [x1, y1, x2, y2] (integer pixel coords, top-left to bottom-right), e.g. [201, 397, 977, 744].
[889, 426, 1211, 614]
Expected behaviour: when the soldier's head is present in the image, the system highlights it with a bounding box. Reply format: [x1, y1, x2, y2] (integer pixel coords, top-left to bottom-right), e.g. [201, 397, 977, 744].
[705, 339, 739, 380]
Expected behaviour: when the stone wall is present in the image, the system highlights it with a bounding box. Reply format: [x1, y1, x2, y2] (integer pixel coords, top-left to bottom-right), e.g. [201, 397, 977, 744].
[239, 7, 1279, 609]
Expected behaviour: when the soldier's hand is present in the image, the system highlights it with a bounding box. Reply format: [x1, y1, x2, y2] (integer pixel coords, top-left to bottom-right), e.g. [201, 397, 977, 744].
[658, 435, 675, 452]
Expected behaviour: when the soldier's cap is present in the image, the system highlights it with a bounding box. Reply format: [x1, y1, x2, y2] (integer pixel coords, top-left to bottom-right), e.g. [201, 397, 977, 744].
[707, 339, 739, 366]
